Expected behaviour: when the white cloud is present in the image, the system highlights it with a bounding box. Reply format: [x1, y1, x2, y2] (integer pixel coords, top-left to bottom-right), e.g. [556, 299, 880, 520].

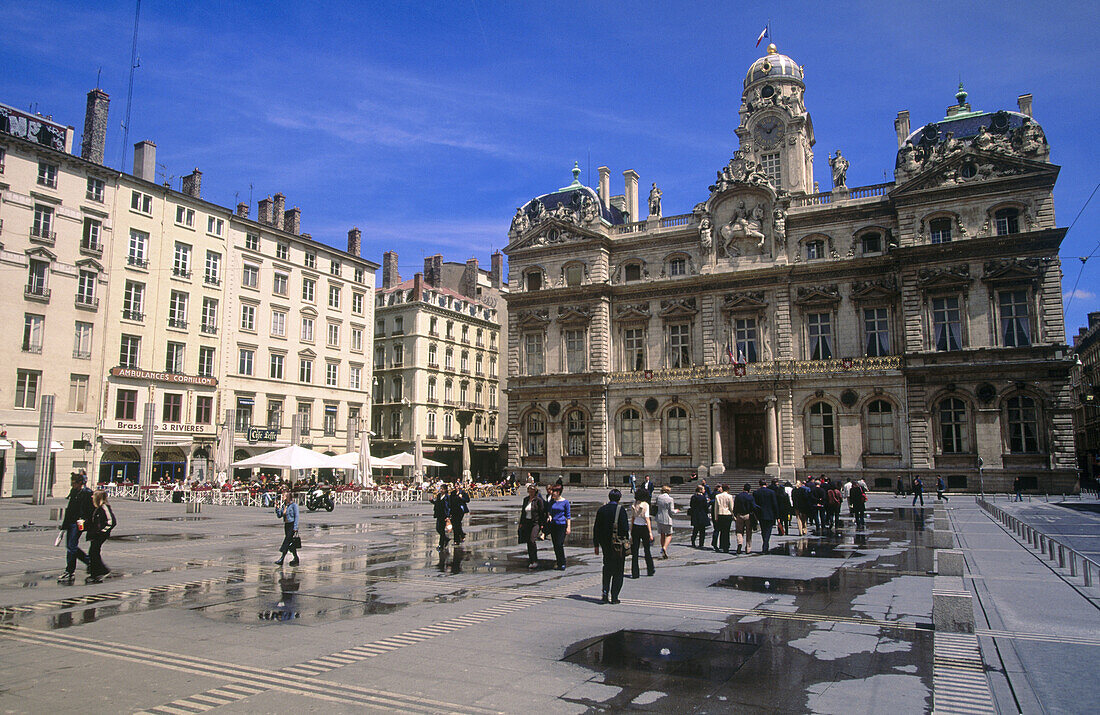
[1065, 289, 1095, 301]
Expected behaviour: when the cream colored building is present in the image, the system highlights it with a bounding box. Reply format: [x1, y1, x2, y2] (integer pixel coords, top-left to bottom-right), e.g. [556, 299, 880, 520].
[0, 96, 114, 497]
[504, 45, 1075, 492]
[373, 252, 507, 480]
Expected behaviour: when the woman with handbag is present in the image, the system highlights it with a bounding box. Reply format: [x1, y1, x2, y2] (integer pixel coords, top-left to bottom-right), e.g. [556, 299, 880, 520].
[275, 489, 300, 566]
[518, 484, 548, 569]
[86, 490, 116, 583]
[630, 488, 655, 578]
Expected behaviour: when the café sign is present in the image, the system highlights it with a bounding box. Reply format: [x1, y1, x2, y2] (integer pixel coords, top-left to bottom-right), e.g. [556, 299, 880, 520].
[246, 426, 279, 443]
[110, 366, 217, 387]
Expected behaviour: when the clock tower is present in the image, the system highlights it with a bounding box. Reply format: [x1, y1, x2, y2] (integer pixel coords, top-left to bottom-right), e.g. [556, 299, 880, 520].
[736, 43, 815, 195]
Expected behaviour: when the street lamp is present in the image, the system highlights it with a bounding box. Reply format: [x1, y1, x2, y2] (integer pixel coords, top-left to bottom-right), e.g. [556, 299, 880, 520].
[977, 456, 984, 501]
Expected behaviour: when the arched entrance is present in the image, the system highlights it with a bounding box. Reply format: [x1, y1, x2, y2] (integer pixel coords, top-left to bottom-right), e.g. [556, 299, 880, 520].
[100, 447, 139, 484]
[152, 447, 187, 483]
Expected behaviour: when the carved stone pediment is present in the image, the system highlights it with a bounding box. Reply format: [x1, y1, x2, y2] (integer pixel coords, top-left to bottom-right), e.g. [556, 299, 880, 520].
[982, 257, 1041, 285]
[509, 188, 605, 243]
[894, 113, 1051, 183]
[25, 246, 57, 261]
[614, 303, 652, 321]
[794, 285, 841, 307]
[850, 277, 899, 302]
[894, 147, 1056, 194]
[508, 221, 598, 251]
[708, 149, 777, 197]
[720, 291, 768, 312]
[918, 264, 971, 292]
[515, 308, 551, 328]
[658, 297, 698, 318]
[75, 257, 105, 272]
[557, 304, 594, 324]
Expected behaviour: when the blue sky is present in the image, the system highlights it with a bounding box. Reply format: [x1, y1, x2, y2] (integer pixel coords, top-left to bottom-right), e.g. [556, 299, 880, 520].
[4, 1, 1099, 331]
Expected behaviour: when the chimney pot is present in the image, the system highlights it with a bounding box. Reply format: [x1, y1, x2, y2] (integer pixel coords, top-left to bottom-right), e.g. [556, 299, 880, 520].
[894, 110, 911, 149]
[1018, 93, 1034, 118]
[257, 197, 273, 225]
[622, 170, 639, 222]
[490, 251, 504, 289]
[283, 207, 301, 235]
[132, 140, 156, 181]
[460, 257, 479, 298]
[81, 88, 110, 164]
[413, 273, 424, 302]
[181, 169, 202, 198]
[423, 254, 443, 288]
[272, 193, 285, 230]
[597, 166, 611, 210]
[382, 250, 400, 289]
[236, 202, 249, 218]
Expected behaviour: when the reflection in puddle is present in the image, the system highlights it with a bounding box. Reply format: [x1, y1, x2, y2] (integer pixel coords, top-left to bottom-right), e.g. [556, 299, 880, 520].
[711, 571, 895, 595]
[112, 533, 209, 542]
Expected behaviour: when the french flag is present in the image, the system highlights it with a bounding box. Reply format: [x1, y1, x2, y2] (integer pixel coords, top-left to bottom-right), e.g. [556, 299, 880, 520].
[755, 25, 769, 47]
[726, 342, 736, 364]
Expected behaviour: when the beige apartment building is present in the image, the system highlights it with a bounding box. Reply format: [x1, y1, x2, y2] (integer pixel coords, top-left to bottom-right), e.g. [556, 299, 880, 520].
[1, 88, 378, 494]
[0, 95, 114, 497]
[373, 252, 507, 480]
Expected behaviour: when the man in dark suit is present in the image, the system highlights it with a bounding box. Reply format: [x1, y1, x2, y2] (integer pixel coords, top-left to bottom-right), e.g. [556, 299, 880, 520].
[593, 489, 630, 604]
[58, 473, 94, 582]
[753, 479, 780, 553]
[641, 476, 654, 502]
[447, 484, 470, 545]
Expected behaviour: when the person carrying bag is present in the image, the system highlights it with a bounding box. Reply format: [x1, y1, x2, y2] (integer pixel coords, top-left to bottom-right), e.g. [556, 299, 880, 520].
[274, 489, 300, 566]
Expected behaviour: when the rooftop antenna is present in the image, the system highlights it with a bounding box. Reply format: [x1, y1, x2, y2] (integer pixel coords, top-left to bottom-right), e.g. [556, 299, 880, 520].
[96, 67, 102, 89]
[118, 0, 142, 171]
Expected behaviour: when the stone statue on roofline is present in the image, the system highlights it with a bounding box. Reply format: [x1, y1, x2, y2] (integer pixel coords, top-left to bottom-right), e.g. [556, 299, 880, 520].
[648, 183, 662, 218]
[829, 150, 849, 189]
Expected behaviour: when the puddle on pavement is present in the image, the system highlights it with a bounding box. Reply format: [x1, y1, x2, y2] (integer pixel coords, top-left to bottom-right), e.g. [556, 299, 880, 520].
[111, 532, 209, 542]
[774, 539, 863, 558]
[711, 571, 895, 595]
[195, 586, 406, 625]
[564, 629, 761, 683]
[0, 524, 57, 533]
[152, 516, 210, 522]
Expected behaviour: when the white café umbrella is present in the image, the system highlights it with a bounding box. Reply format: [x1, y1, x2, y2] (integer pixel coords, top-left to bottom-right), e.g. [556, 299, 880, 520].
[384, 451, 446, 468]
[231, 445, 347, 471]
[414, 434, 424, 482]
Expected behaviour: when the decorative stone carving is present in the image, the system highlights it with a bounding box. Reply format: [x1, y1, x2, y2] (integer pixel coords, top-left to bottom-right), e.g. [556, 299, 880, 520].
[648, 183, 662, 218]
[895, 115, 1051, 183]
[557, 304, 594, 323]
[917, 264, 971, 291]
[720, 201, 767, 256]
[720, 291, 767, 312]
[658, 297, 698, 317]
[614, 303, 652, 321]
[772, 206, 787, 245]
[829, 150, 849, 189]
[515, 308, 551, 327]
[580, 194, 601, 226]
[794, 285, 841, 306]
[699, 215, 714, 254]
[709, 149, 774, 194]
[850, 276, 899, 302]
[982, 257, 1041, 284]
[509, 207, 530, 237]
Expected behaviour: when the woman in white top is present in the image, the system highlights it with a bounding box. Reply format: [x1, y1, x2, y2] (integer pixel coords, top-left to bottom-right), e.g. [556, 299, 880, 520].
[654, 485, 679, 559]
[630, 488, 655, 578]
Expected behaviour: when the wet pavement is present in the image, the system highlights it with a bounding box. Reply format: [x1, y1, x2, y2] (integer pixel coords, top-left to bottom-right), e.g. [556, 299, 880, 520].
[0, 490, 942, 713]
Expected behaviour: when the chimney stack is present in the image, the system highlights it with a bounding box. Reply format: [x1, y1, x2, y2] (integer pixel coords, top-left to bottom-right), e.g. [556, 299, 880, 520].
[1089, 311, 1100, 330]
[460, 258, 479, 298]
[81, 88, 109, 164]
[490, 251, 503, 289]
[598, 166, 611, 210]
[412, 273, 424, 302]
[272, 193, 285, 230]
[257, 197, 273, 225]
[181, 169, 202, 198]
[623, 170, 639, 222]
[382, 250, 400, 289]
[423, 254, 443, 288]
[894, 111, 911, 149]
[1018, 93, 1034, 118]
[132, 140, 156, 181]
[236, 202, 249, 218]
[283, 207, 301, 235]
[347, 227, 362, 257]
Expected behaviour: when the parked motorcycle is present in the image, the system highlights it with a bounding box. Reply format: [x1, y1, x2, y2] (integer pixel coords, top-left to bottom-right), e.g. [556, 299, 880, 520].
[305, 487, 335, 512]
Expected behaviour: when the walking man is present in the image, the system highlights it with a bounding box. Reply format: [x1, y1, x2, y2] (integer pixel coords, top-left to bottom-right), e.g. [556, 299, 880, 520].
[753, 479, 779, 553]
[448, 483, 470, 545]
[1013, 476, 1023, 502]
[936, 475, 949, 502]
[593, 489, 630, 604]
[57, 473, 94, 583]
[912, 476, 925, 507]
[433, 483, 452, 550]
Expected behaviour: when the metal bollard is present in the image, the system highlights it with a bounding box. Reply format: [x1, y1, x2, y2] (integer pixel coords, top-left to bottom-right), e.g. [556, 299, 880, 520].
[1058, 545, 1066, 569]
[1085, 562, 1093, 588]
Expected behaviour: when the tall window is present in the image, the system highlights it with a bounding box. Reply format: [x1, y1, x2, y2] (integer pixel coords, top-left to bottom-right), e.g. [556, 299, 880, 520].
[32, 204, 54, 239]
[931, 296, 962, 351]
[427, 377, 437, 402]
[165, 341, 185, 373]
[15, 370, 40, 409]
[328, 285, 340, 309]
[198, 346, 215, 377]
[240, 304, 256, 331]
[443, 412, 453, 438]
[296, 403, 311, 434]
[196, 396, 213, 424]
[73, 322, 93, 359]
[864, 308, 891, 357]
[999, 290, 1031, 347]
[304, 252, 316, 269]
[123, 281, 144, 320]
[169, 291, 188, 328]
[271, 310, 287, 337]
[460, 349, 469, 372]
[162, 393, 183, 423]
[665, 406, 689, 456]
[860, 232, 882, 255]
[565, 329, 586, 372]
[668, 323, 691, 368]
[808, 402, 836, 455]
[27, 259, 48, 296]
[525, 272, 542, 291]
[22, 314, 44, 353]
[929, 218, 952, 244]
[86, 176, 105, 202]
[866, 400, 894, 454]
[427, 412, 437, 438]
[236, 400, 253, 432]
[939, 397, 969, 453]
[128, 230, 148, 266]
[82, 218, 102, 251]
[238, 348, 254, 376]
[201, 298, 218, 333]
[328, 323, 340, 347]
[302, 278, 315, 303]
[204, 251, 221, 285]
[115, 389, 137, 420]
[760, 151, 781, 185]
[624, 327, 646, 371]
[428, 343, 438, 366]
[619, 408, 642, 456]
[349, 365, 361, 390]
[173, 243, 191, 277]
[270, 353, 285, 379]
[120, 335, 140, 367]
[299, 358, 313, 383]
[242, 264, 259, 289]
[525, 412, 546, 456]
[392, 376, 402, 401]
[77, 270, 97, 305]
[994, 208, 1020, 236]
[566, 410, 587, 456]
[69, 375, 89, 413]
[351, 327, 363, 352]
[807, 313, 833, 360]
[352, 292, 364, 314]
[445, 347, 454, 370]
[1006, 396, 1039, 453]
[734, 318, 758, 363]
[327, 362, 339, 387]
[301, 316, 314, 342]
[325, 409, 339, 437]
[273, 272, 288, 296]
[524, 333, 544, 375]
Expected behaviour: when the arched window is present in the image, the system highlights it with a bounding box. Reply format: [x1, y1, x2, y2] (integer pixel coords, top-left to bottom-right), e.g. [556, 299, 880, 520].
[929, 218, 952, 243]
[808, 402, 835, 455]
[391, 376, 402, 401]
[444, 347, 454, 370]
[619, 408, 642, 456]
[566, 410, 587, 456]
[665, 406, 689, 456]
[860, 231, 883, 255]
[994, 208, 1020, 236]
[525, 270, 542, 291]
[624, 263, 643, 282]
[444, 379, 453, 403]
[525, 412, 546, 456]
[427, 343, 438, 366]
[1006, 395, 1039, 453]
[806, 239, 825, 260]
[939, 397, 969, 453]
[564, 263, 584, 287]
[668, 256, 687, 277]
[866, 400, 894, 454]
[427, 377, 437, 402]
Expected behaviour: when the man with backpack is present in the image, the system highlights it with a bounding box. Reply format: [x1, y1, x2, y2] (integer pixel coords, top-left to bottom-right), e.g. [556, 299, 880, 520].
[448, 483, 471, 545]
[935, 475, 949, 502]
[825, 480, 843, 532]
[849, 479, 868, 530]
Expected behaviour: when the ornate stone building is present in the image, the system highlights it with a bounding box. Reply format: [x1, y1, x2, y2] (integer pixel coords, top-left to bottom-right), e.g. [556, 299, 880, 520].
[503, 44, 1075, 492]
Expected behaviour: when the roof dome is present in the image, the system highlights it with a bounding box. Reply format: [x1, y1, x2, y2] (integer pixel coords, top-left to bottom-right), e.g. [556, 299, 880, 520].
[744, 44, 804, 89]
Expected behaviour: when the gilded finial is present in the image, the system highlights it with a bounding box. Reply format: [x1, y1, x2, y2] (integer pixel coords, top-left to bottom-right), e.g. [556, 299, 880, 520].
[766, 43, 778, 55]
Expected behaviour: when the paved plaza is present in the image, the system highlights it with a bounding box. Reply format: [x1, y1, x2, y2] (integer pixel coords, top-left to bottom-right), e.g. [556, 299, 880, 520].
[0, 488, 1097, 713]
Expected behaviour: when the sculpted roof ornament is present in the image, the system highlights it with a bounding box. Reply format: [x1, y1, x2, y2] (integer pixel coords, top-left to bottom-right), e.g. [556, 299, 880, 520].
[982, 257, 1042, 284]
[658, 297, 698, 317]
[709, 149, 776, 196]
[851, 277, 900, 302]
[615, 303, 652, 321]
[918, 264, 971, 291]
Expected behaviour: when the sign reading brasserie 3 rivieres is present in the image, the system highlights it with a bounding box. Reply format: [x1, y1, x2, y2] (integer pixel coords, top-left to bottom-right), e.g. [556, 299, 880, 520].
[109, 367, 217, 387]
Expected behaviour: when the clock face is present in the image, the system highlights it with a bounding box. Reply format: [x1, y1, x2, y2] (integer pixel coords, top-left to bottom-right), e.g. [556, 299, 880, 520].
[755, 118, 782, 149]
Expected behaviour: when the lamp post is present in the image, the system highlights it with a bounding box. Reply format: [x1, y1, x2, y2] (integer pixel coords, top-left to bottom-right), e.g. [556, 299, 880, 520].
[977, 456, 984, 500]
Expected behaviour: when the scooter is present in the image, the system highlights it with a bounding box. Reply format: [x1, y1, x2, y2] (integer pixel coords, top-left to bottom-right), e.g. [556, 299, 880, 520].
[305, 487, 335, 512]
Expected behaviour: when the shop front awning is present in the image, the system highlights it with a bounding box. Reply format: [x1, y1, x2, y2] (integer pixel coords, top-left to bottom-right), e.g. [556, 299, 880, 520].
[101, 435, 195, 447]
[17, 440, 65, 453]
[0, 439, 11, 450]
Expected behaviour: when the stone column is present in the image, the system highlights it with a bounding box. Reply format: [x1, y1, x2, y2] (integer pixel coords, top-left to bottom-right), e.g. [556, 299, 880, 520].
[32, 395, 55, 504]
[710, 399, 725, 475]
[765, 396, 780, 477]
[139, 402, 156, 486]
